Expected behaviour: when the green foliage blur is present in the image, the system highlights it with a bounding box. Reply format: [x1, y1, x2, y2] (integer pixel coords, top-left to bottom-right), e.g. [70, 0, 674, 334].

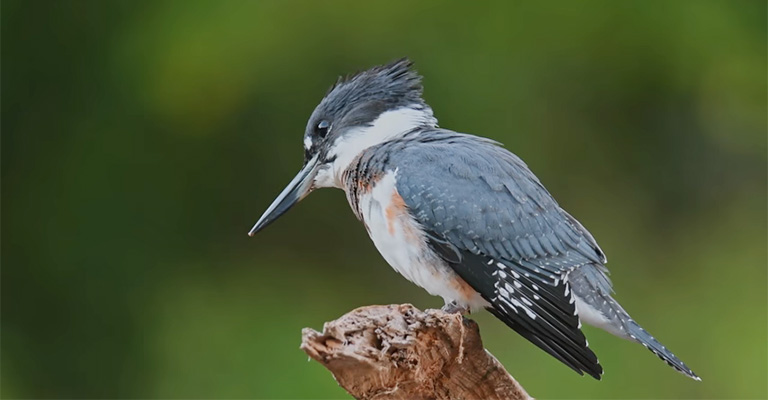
[2, 0, 766, 398]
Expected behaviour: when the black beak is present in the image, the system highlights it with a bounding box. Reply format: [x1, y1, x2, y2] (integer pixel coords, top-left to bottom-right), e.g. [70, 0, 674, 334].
[248, 155, 320, 236]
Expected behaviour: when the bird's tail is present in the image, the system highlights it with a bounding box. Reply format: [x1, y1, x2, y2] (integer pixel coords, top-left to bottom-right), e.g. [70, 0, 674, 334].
[625, 318, 701, 381]
[569, 264, 700, 381]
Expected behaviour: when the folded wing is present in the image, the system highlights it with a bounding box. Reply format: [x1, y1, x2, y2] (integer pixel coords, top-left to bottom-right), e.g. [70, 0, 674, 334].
[389, 130, 608, 378]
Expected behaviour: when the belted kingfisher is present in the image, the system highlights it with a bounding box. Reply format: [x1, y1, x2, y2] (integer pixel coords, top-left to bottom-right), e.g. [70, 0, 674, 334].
[248, 58, 699, 381]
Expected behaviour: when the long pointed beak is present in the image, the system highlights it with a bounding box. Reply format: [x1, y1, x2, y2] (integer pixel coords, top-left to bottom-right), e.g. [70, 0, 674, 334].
[248, 155, 320, 236]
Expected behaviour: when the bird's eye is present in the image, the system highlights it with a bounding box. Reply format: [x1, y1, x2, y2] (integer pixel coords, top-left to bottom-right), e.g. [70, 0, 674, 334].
[316, 120, 330, 138]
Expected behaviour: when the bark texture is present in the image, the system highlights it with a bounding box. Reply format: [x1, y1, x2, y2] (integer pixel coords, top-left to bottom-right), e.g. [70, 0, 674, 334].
[300, 304, 531, 400]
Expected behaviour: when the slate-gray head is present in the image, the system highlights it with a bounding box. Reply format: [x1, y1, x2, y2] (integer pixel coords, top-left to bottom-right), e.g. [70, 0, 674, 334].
[249, 58, 437, 235]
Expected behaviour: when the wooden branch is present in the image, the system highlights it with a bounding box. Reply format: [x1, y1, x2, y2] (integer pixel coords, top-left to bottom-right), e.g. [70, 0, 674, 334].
[300, 304, 531, 400]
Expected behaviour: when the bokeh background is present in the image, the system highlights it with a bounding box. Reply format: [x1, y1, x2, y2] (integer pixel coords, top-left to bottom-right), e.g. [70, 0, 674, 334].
[2, 0, 766, 398]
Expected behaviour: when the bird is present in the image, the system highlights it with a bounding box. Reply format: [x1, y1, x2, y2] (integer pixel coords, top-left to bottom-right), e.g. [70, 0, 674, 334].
[248, 58, 700, 381]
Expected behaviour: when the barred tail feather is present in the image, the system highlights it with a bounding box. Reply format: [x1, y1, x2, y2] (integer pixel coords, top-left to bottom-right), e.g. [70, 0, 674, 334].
[626, 320, 700, 381]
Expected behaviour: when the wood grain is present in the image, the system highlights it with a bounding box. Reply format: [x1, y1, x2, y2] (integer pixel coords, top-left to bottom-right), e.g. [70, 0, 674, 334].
[301, 304, 531, 400]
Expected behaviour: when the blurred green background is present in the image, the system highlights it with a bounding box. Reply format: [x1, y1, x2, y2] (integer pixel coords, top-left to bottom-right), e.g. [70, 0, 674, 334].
[2, 0, 766, 398]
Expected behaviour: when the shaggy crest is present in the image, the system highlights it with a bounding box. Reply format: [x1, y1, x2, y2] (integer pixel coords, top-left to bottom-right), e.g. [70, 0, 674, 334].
[319, 58, 426, 116]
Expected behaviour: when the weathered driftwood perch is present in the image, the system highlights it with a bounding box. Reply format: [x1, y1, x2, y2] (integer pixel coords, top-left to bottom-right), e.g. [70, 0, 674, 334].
[300, 304, 531, 400]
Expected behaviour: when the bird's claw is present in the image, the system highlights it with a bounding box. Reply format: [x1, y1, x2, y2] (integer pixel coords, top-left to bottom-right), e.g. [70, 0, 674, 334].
[441, 301, 469, 314]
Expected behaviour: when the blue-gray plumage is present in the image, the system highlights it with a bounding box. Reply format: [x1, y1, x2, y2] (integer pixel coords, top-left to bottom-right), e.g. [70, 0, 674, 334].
[249, 58, 700, 381]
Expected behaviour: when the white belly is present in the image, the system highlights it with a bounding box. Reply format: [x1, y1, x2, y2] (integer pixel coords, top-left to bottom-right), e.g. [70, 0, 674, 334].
[573, 293, 629, 339]
[355, 169, 489, 311]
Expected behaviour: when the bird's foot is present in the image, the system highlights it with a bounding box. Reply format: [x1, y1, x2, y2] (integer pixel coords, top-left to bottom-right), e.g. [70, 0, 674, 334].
[441, 301, 470, 315]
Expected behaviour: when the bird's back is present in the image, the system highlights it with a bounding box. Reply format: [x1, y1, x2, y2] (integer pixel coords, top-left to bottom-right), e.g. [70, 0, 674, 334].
[353, 129, 606, 269]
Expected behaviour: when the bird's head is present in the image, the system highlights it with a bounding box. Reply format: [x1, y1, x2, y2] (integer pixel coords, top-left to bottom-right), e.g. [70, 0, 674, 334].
[249, 58, 437, 236]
